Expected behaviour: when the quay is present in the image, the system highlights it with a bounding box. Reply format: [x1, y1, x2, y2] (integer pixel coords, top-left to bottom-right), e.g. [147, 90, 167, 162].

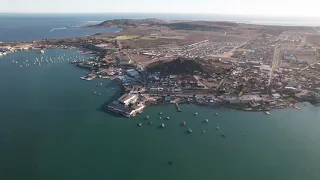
[175, 102, 182, 112]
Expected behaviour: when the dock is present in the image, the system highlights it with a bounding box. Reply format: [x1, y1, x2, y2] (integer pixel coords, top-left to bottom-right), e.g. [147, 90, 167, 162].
[175, 102, 182, 112]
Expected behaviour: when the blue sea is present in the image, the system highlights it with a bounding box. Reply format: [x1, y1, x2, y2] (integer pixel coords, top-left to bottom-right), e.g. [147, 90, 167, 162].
[1, 14, 320, 180]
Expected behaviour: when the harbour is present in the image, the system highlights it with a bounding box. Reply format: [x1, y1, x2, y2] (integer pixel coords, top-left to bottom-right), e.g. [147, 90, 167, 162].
[1, 14, 320, 180]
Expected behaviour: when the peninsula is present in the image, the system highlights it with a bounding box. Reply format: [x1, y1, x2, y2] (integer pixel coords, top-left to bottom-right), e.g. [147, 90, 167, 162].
[1, 18, 320, 117]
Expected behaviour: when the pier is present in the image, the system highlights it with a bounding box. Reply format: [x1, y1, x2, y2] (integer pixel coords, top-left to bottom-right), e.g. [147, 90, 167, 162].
[175, 102, 182, 112]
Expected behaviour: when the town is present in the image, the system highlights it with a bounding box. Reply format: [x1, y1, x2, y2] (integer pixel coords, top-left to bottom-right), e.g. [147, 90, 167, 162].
[1, 19, 320, 117]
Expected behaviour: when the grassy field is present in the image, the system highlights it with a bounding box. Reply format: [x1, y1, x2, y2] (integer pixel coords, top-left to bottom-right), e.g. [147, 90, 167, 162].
[115, 35, 139, 40]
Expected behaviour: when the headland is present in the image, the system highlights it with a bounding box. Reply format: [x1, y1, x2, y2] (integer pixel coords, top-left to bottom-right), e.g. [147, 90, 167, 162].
[1, 18, 320, 117]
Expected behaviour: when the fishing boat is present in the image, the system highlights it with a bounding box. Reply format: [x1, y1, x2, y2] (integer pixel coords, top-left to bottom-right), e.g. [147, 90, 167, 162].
[205, 119, 209, 123]
[194, 112, 198, 115]
[161, 123, 165, 128]
[188, 128, 193, 133]
[166, 117, 170, 120]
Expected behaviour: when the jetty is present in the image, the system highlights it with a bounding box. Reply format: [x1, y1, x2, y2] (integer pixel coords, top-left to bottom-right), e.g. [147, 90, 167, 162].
[175, 102, 182, 112]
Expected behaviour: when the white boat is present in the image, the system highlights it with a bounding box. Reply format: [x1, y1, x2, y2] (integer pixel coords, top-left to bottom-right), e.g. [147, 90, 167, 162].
[40, 49, 44, 54]
[161, 123, 165, 128]
[205, 119, 209, 123]
[264, 111, 271, 115]
[182, 122, 186, 126]
[159, 117, 162, 119]
[195, 112, 198, 115]
[221, 133, 227, 137]
[203, 130, 206, 133]
[216, 126, 220, 130]
[137, 122, 142, 127]
[146, 115, 150, 120]
[188, 128, 193, 133]
[166, 117, 170, 120]
[159, 112, 163, 115]
[215, 113, 219, 116]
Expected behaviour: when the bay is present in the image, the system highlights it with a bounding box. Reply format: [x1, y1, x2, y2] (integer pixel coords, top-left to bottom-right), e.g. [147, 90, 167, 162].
[0, 14, 320, 180]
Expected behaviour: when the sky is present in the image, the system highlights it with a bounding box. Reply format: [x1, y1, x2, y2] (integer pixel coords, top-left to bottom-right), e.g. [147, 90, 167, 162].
[1, 0, 320, 17]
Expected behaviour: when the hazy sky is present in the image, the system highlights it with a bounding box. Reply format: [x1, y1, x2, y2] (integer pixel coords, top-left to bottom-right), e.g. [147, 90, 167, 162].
[1, 0, 319, 16]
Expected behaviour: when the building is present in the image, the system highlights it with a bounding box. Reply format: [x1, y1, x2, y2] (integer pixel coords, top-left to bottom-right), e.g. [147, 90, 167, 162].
[126, 69, 140, 78]
[260, 65, 271, 72]
[130, 87, 145, 94]
[107, 102, 145, 118]
[118, 94, 138, 106]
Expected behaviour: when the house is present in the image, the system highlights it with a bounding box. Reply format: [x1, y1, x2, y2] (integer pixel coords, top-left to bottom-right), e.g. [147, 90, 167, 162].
[272, 93, 281, 99]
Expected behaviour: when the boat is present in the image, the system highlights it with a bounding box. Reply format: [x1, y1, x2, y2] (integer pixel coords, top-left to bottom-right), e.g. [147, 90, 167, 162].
[98, 93, 101, 96]
[146, 115, 150, 120]
[220, 133, 227, 137]
[264, 111, 271, 115]
[161, 123, 165, 128]
[295, 106, 300, 110]
[137, 122, 142, 127]
[166, 117, 170, 120]
[203, 130, 206, 134]
[195, 112, 198, 115]
[40, 49, 44, 54]
[188, 128, 193, 133]
[215, 113, 219, 116]
[159, 117, 162, 119]
[159, 112, 163, 115]
[182, 121, 186, 126]
[93, 91, 96, 94]
[216, 126, 220, 130]
[149, 121, 153, 125]
[205, 119, 209, 123]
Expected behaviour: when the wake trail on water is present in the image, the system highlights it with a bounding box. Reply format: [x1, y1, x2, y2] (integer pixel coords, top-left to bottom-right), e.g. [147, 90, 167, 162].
[49, 27, 68, 32]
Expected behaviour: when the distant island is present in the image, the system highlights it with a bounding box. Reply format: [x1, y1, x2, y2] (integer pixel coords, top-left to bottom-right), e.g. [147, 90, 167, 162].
[1, 18, 320, 117]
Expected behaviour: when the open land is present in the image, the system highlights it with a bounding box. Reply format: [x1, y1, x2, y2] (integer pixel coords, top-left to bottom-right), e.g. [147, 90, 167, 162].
[1, 18, 320, 117]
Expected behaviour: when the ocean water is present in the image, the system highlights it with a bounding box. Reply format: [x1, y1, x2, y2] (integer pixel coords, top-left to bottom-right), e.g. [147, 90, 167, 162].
[0, 14, 122, 42]
[0, 14, 320, 180]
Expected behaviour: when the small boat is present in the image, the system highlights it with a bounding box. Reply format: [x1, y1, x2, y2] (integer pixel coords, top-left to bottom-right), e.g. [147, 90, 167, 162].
[205, 119, 209, 123]
[93, 91, 96, 94]
[182, 122, 186, 126]
[159, 117, 162, 119]
[202, 130, 206, 134]
[137, 122, 142, 127]
[149, 121, 153, 125]
[194, 112, 198, 115]
[159, 112, 163, 115]
[295, 106, 300, 110]
[188, 128, 193, 133]
[98, 93, 101, 96]
[215, 113, 219, 116]
[161, 123, 165, 128]
[216, 126, 220, 130]
[146, 115, 150, 120]
[221, 133, 227, 137]
[40, 49, 44, 54]
[264, 111, 271, 115]
[166, 117, 170, 120]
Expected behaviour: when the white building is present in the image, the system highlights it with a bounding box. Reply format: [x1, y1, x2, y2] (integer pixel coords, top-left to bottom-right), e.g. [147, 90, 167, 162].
[118, 94, 138, 106]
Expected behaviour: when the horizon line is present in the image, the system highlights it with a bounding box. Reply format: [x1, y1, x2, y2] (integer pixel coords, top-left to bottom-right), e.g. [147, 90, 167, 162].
[0, 12, 320, 18]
